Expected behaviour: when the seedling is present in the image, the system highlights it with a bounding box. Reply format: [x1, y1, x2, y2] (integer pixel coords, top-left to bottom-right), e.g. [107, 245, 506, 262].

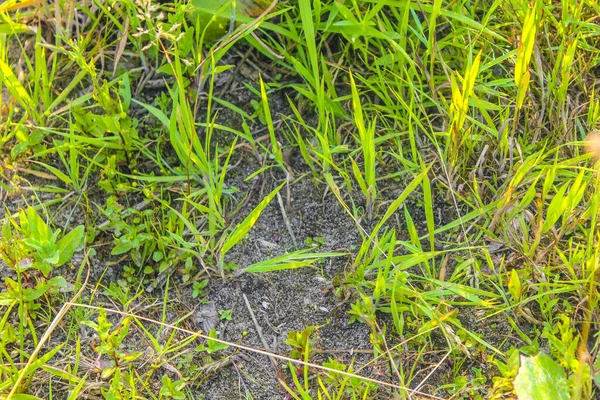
[82, 309, 142, 377]
[195, 328, 229, 354]
[0, 207, 83, 314]
[218, 309, 232, 321]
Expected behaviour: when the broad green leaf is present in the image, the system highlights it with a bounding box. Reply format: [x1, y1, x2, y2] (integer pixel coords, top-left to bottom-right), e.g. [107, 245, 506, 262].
[508, 269, 522, 302]
[542, 183, 569, 233]
[111, 240, 134, 256]
[514, 353, 569, 400]
[0, 292, 16, 306]
[26, 207, 50, 241]
[120, 74, 131, 111]
[24, 282, 52, 302]
[350, 157, 368, 196]
[56, 225, 85, 266]
[206, 328, 229, 353]
[191, 0, 271, 41]
[2, 217, 11, 241]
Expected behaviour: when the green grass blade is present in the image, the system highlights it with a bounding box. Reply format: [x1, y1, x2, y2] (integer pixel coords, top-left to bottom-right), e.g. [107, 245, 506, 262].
[221, 182, 285, 257]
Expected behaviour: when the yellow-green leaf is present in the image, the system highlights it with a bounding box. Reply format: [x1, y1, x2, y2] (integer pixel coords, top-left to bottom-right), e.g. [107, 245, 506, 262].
[191, 0, 272, 41]
[515, 2, 540, 109]
[514, 353, 569, 400]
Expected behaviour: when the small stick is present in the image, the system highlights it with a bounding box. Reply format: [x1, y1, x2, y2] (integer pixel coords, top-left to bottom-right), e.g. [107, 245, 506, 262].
[241, 293, 290, 392]
[276, 191, 297, 250]
[242, 293, 277, 369]
[232, 358, 252, 396]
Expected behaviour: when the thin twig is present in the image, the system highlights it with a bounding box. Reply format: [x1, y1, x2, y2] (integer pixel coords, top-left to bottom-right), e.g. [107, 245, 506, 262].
[276, 191, 297, 250]
[410, 350, 451, 399]
[242, 293, 279, 371]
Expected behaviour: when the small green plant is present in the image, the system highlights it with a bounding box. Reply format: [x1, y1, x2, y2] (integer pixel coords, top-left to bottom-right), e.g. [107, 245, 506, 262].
[195, 328, 229, 354]
[159, 374, 186, 399]
[82, 309, 142, 378]
[283, 326, 317, 398]
[349, 71, 377, 220]
[218, 309, 232, 321]
[286, 326, 316, 361]
[101, 367, 137, 400]
[489, 348, 521, 399]
[0, 207, 84, 308]
[304, 236, 325, 248]
[321, 358, 378, 398]
[348, 294, 377, 327]
[192, 279, 209, 300]
[101, 196, 200, 289]
[542, 315, 592, 398]
[439, 366, 488, 399]
[0, 205, 86, 396]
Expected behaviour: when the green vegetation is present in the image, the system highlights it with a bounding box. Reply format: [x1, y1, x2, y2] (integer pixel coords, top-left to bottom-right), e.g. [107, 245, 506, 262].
[1, 0, 600, 398]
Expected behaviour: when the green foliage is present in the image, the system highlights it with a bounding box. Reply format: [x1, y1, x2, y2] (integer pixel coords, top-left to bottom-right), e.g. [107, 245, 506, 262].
[304, 236, 325, 248]
[218, 309, 232, 321]
[240, 249, 345, 274]
[2, 0, 600, 397]
[543, 315, 592, 396]
[195, 328, 229, 354]
[286, 326, 316, 360]
[100, 196, 200, 289]
[514, 353, 569, 400]
[218, 182, 284, 274]
[190, 0, 271, 42]
[490, 348, 521, 398]
[0, 208, 83, 307]
[82, 309, 142, 378]
[0, 207, 85, 397]
[321, 358, 378, 397]
[159, 375, 186, 399]
[192, 279, 209, 300]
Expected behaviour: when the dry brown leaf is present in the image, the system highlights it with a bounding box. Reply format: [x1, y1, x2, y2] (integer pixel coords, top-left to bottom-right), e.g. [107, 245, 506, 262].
[113, 17, 129, 77]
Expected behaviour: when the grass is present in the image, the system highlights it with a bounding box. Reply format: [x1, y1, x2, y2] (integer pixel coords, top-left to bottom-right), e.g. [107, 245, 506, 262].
[1, 0, 600, 398]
